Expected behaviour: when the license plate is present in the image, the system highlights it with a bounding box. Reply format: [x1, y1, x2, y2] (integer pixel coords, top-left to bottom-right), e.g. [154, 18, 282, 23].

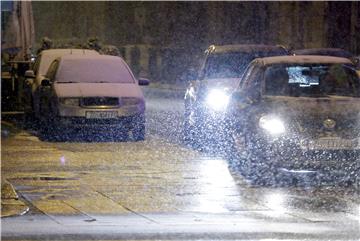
[86, 111, 117, 119]
[301, 137, 359, 150]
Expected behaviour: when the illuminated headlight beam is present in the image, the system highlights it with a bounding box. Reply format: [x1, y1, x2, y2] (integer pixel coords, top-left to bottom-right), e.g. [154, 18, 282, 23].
[259, 115, 286, 135]
[205, 89, 230, 111]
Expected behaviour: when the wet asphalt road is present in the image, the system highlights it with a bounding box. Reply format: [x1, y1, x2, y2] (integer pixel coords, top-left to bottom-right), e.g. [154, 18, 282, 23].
[1, 87, 359, 240]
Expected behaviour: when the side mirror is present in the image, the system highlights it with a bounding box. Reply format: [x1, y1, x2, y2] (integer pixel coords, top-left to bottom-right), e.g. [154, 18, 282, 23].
[25, 70, 35, 78]
[138, 78, 150, 86]
[41, 78, 52, 87]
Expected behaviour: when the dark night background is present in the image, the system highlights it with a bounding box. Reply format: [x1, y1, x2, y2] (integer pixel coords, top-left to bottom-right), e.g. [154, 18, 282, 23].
[24, 1, 360, 83]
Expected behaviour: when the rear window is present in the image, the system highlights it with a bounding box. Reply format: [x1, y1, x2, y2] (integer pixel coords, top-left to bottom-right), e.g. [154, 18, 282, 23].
[55, 58, 135, 84]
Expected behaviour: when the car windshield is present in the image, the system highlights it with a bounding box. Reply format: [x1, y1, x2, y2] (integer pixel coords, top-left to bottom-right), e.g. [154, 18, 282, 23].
[38, 50, 99, 76]
[204, 51, 286, 79]
[264, 63, 360, 97]
[204, 53, 254, 79]
[55, 58, 135, 83]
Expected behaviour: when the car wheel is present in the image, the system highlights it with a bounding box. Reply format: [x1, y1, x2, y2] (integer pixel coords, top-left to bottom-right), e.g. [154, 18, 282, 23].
[240, 157, 279, 186]
[227, 135, 279, 186]
[132, 114, 145, 141]
[114, 130, 130, 142]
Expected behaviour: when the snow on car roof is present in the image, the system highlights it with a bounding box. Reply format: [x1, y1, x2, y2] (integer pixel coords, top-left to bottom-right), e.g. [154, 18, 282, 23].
[211, 44, 287, 54]
[56, 55, 135, 84]
[40, 48, 99, 57]
[257, 55, 353, 65]
[39, 49, 99, 76]
[292, 48, 353, 58]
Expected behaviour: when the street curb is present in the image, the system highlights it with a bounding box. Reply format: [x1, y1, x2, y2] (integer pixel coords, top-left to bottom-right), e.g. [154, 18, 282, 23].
[2, 181, 18, 200]
[1, 180, 29, 218]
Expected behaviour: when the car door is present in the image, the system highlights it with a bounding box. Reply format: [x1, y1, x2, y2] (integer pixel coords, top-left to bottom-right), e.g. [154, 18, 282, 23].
[39, 60, 59, 118]
[230, 62, 264, 132]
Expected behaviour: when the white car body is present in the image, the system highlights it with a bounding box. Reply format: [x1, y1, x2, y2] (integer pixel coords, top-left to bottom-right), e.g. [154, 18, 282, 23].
[29, 49, 99, 118]
[39, 55, 148, 140]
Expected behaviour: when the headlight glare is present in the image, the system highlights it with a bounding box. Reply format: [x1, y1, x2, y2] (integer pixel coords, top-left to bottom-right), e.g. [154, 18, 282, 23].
[205, 89, 230, 111]
[259, 115, 285, 135]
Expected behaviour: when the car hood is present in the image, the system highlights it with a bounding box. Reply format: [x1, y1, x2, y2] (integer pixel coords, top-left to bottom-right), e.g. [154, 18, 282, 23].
[262, 95, 360, 118]
[54, 83, 144, 98]
[202, 78, 241, 90]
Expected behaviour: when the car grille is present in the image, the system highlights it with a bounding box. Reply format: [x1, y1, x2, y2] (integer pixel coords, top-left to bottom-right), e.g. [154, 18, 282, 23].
[81, 97, 119, 108]
[293, 115, 360, 139]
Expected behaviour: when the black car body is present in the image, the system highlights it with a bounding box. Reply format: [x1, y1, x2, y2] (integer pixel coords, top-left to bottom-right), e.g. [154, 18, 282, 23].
[227, 55, 360, 185]
[184, 44, 289, 147]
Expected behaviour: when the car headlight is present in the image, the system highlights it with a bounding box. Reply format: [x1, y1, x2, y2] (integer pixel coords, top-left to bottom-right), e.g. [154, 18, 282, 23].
[205, 89, 230, 111]
[59, 98, 79, 106]
[259, 115, 285, 135]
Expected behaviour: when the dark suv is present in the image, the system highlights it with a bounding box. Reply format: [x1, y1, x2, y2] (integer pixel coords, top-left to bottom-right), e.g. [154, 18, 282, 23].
[183, 44, 288, 148]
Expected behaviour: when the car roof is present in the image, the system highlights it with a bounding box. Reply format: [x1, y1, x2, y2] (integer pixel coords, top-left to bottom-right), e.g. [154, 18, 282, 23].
[59, 54, 123, 62]
[256, 55, 353, 66]
[40, 48, 99, 57]
[208, 44, 288, 54]
[292, 48, 353, 58]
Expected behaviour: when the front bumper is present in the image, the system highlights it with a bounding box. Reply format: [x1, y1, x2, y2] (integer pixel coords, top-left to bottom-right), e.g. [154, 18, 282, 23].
[54, 115, 143, 130]
[58, 103, 144, 118]
[54, 103, 145, 129]
[232, 132, 360, 180]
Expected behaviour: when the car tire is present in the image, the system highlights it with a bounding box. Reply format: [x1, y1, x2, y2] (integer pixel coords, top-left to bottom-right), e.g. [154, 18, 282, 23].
[132, 114, 145, 141]
[227, 134, 279, 186]
[39, 116, 66, 142]
[114, 131, 130, 142]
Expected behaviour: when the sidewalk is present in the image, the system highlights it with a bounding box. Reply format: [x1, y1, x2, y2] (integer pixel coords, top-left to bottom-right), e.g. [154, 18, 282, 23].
[1, 180, 29, 218]
[2, 119, 29, 217]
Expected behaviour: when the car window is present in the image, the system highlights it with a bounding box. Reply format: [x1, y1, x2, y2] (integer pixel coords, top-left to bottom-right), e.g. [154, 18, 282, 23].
[264, 63, 360, 97]
[32, 55, 41, 75]
[204, 53, 253, 79]
[45, 60, 59, 80]
[240, 63, 257, 89]
[55, 58, 135, 83]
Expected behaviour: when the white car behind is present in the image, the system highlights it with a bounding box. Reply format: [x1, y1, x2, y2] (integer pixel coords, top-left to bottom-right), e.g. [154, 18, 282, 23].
[25, 49, 99, 119]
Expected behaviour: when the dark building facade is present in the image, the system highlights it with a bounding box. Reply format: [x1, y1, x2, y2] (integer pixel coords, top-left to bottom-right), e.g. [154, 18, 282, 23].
[32, 1, 360, 83]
